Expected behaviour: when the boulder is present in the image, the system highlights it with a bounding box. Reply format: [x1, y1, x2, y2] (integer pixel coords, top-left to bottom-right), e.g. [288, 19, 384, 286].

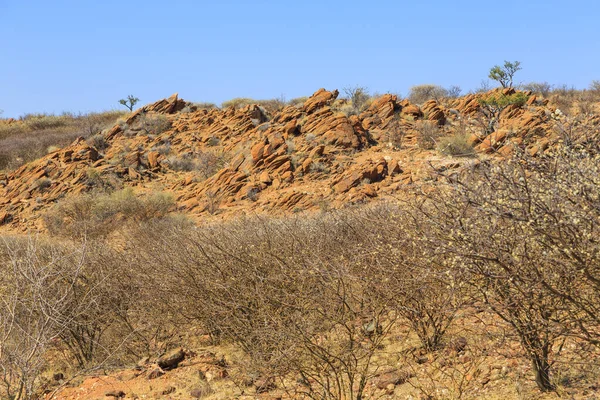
[401, 104, 423, 118]
[375, 370, 413, 390]
[157, 348, 185, 370]
[303, 88, 339, 114]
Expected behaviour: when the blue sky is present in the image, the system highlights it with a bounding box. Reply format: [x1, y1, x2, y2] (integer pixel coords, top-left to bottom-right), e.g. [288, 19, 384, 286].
[1, 0, 598, 118]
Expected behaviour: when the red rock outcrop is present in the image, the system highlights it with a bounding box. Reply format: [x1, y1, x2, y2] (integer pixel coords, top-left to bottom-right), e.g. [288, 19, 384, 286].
[0, 88, 561, 232]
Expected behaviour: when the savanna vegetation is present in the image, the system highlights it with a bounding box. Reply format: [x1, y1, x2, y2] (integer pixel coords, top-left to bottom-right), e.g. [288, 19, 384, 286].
[1, 65, 600, 399]
[2, 131, 600, 398]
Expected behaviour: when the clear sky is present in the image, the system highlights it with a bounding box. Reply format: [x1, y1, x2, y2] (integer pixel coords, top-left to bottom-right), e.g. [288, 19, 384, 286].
[1, 0, 598, 118]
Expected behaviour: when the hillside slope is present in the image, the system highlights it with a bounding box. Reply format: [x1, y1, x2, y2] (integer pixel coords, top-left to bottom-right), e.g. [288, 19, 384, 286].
[0, 88, 574, 231]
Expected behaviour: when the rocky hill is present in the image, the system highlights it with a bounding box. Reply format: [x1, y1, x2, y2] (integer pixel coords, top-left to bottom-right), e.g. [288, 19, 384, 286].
[0, 88, 575, 231]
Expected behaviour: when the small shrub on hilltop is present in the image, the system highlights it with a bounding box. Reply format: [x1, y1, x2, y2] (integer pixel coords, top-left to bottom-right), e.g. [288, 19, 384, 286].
[256, 97, 286, 113]
[474, 79, 493, 93]
[342, 85, 371, 113]
[409, 84, 447, 104]
[77, 110, 125, 136]
[521, 81, 553, 97]
[193, 102, 217, 109]
[118, 95, 139, 111]
[408, 84, 461, 104]
[221, 97, 257, 109]
[288, 96, 309, 107]
[221, 97, 286, 113]
[488, 60, 521, 88]
[446, 85, 462, 98]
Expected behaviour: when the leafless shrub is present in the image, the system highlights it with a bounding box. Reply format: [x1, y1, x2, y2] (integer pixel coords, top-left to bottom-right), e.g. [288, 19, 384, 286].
[383, 113, 405, 149]
[409, 145, 600, 392]
[21, 113, 71, 131]
[415, 120, 441, 150]
[221, 98, 257, 109]
[55, 242, 142, 368]
[166, 155, 196, 172]
[446, 85, 462, 99]
[520, 81, 553, 97]
[589, 80, 600, 93]
[138, 113, 171, 135]
[245, 187, 259, 202]
[205, 191, 221, 215]
[33, 177, 52, 191]
[578, 97, 595, 116]
[221, 98, 285, 113]
[437, 133, 476, 158]
[256, 97, 287, 113]
[0, 129, 82, 170]
[77, 111, 125, 136]
[43, 189, 174, 240]
[288, 96, 309, 107]
[0, 235, 155, 400]
[309, 161, 329, 174]
[192, 102, 218, 109]
[553, 117, 600, 154]
[342, 86, 371, 113]
[0, 238, 89, 399]
[87, 133, 108, 151]
[166, 151, 228, 179]
[126, 212, 401, 399]
[474, 80, 492, 94]
[408, 84, 450, 104]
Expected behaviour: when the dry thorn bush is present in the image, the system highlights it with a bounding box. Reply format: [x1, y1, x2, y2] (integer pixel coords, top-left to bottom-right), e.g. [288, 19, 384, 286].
[410, 144, 600, 392]
[43, 188, 175, 240]
[415, 120, 442, 150]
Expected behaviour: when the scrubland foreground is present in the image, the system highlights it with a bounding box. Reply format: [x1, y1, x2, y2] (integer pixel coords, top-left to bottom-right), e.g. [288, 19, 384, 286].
[0, 85, 600, 399]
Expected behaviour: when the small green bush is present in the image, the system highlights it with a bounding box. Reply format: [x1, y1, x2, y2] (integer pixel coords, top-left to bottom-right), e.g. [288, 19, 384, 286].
[118, 95, 139, 111]
[478, 92, 529, 134]
[488, 61, 521, 88]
